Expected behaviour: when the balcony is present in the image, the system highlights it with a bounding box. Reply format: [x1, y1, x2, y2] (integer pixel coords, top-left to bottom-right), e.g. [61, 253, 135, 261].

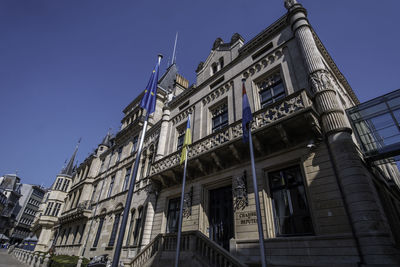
[150, 90, 320, 187]
[59, 200, 94, 224]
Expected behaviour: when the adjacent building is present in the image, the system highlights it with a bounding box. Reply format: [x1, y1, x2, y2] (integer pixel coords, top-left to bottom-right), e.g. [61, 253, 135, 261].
[33, 0, 400, 266]
[9, 184, 46, 243]
[0, 174, 22, 237]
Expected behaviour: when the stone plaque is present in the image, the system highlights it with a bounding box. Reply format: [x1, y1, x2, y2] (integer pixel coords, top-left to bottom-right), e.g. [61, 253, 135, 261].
[236, 211, 257, 225]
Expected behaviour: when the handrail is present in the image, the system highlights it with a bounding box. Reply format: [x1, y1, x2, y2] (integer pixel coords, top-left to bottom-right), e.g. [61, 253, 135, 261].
[129, 231, 247, 267]
[130, 233, 162, 267]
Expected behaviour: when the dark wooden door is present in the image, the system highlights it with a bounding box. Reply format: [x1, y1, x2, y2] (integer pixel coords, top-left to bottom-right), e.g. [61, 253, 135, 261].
[209, 186, 234, 250]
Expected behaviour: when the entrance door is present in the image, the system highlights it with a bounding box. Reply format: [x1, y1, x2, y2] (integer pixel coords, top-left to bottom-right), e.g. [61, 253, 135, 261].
[209, 186, 234, 250]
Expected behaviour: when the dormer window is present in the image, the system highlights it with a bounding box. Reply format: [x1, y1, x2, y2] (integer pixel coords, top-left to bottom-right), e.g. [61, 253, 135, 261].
[211, 63, 218, 75]
[219, 57, 224, 69]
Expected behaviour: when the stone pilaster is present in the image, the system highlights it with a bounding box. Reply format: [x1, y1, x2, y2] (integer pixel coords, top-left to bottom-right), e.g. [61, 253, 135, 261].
[286, 1, 399, 265]
[155, 106, 170, 161]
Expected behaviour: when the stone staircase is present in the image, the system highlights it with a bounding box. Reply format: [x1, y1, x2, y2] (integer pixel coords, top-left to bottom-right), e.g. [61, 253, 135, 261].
[129, 231, 247, 267]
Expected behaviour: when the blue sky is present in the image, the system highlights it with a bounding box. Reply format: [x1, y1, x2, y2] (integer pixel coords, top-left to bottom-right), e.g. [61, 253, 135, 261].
[1, 0, 399, 187]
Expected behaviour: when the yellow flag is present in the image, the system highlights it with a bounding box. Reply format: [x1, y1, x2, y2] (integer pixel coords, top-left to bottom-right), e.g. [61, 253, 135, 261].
[180, 115, 192, 165]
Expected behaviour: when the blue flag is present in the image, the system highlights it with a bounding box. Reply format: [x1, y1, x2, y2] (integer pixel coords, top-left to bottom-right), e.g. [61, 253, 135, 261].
[140, 57, 161, 114]
[242, 80, 253, 142]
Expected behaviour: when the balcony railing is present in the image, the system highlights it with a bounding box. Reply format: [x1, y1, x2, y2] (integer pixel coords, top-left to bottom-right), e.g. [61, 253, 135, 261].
[59, 200, 93, 223]
[150, 90, 312, 176]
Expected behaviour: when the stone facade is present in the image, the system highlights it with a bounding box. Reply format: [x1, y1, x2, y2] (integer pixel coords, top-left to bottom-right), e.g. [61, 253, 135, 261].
[34, 1, 400, 266]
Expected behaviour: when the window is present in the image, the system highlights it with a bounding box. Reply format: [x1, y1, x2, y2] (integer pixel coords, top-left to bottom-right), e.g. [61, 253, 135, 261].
[219, 57, 224, 69]
[59, 229, 66, 245]
[139, 158, 146, 180]
[44, 202, 54, 215]
[64, 227, 71, 245]
[72, 225, 80, 244]
[268, 165, 313, 236]
[108, 213, 121, 247]
[54, 178, 63, 190]
[79, 224, 86, 244]
[116, 147, 123, 162]
[211, 103, 228, 133]
[126, 209, 136, 245]
[133, 207, 143, 245]
[52, 203, 61, 216]
[107, 176, 115, 198]
[123, 168, 131, 191]
[146, 153, 154, 178]
[211, 63, 218, 75]
[91, 185, 97, 202]
[166, 198, 180, 233]
[258, 72, 285, 108]
[61, 179, 70, 192]
[93, 217, 104, 247]
[177, 127, 185, 151]
[131, 136, 138, 154]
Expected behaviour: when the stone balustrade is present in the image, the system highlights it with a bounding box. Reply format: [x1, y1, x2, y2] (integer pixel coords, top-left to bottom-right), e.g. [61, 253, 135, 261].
[150, 90, 312, 176]
[10, 247, 50, 267]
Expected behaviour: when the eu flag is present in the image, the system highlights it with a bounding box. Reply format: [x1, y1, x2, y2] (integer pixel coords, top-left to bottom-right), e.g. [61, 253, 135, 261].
[242, 79, 253, 142]
[140, 56, 162, 114]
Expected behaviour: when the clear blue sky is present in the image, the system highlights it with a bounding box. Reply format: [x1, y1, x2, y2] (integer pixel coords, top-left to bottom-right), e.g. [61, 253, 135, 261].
[1, 0, 399, 187]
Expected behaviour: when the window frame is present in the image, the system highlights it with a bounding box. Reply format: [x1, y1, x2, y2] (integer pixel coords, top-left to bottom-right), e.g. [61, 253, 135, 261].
[210, 102, 229, 133]
[257, 71, 286, 109]
[267, 165, 314, 237]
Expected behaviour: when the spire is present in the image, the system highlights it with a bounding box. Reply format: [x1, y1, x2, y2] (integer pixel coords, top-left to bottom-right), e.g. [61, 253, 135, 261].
[172, 32, 178, 65]
[61, 138, 81, 176]
[101, 129, 112, 147]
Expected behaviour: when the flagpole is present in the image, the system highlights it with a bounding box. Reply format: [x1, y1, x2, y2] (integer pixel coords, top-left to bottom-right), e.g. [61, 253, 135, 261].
[174, 114, 190, 267]
[248, 128, 267, 267]
[111, 55, 162, 267]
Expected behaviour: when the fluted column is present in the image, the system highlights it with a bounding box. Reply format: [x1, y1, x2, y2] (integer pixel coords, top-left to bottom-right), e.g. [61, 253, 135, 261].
[155, 106, 170, 161]
[286, 0, 399, 265]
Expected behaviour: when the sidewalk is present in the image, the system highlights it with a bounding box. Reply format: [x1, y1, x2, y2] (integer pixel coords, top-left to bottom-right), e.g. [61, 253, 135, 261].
[0, 249, 28, 267]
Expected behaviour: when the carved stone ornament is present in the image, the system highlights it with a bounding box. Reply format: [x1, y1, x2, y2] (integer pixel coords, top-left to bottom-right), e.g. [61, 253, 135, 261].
[182, 186, 193, 218]
[284, 0, 298, 9]
[309, 70, 336, 94]
[233, 171, 248, 211]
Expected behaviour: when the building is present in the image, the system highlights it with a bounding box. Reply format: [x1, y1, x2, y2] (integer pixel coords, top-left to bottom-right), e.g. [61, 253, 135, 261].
[9, 184, 46, 244]
[35, 0, 400, 266]
[32, 143, 78, 252]
[0, 174, 22, 237]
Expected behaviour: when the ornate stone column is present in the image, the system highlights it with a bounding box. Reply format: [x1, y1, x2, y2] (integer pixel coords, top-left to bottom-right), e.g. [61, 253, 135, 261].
[285, 0, 399, 265]
[155, 106, 170, 161]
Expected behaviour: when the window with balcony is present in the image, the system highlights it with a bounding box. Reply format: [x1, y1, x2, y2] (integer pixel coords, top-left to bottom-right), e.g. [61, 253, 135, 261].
[258, 72, 285, 108]
[211, 103, 228, 133]
[268, 165, 313, 236]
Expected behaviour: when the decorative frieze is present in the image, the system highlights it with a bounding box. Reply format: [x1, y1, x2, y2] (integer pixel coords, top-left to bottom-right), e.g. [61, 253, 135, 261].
[242, 48, 284, 79]
[202, 81, 233, 105]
